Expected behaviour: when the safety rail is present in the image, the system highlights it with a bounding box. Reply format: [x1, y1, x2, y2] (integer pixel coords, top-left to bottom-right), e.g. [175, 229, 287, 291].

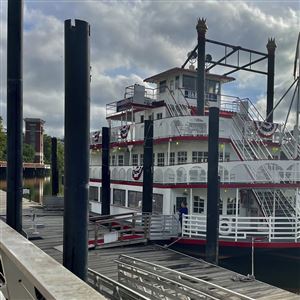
[116, 255, 255, 300]
[182, 215, 300, 242]
[87, 268, 149, 300]
[149, 214, 180, 240]
[0, 220, 104, 300]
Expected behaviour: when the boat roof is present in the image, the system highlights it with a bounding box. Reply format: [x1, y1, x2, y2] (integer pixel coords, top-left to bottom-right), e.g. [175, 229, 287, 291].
[144, 67, 235, 84]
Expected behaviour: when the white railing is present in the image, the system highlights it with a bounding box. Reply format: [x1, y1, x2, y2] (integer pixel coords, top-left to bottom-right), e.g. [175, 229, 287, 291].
[182, 214, 300, 242]
[90, 160, 300, 185]
[149, 214, 180, 240]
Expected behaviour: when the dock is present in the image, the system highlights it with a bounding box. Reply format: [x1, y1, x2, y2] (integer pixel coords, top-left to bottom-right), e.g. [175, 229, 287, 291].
[9, 203, 298, 300]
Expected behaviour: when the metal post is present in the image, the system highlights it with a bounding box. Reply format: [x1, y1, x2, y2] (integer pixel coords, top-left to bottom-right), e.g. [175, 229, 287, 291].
[251, 237, 255, 278]
[142, 120, 153, 213]
[6, 0, 23, 233]
[101, 127, 110, 216]
[63, 19, 90, 281]
[206, 105, 220, 264]
[266, 38, 276, 123]
[196, 18, 207, 116]
[51, 137, 59, 196]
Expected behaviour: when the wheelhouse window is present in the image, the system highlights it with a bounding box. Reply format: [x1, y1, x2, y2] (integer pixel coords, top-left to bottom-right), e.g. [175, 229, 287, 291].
[177, 151, 187, 164]
[89, 186, 99, 202]
[169, 152, 175, 165]
[157, 153, 165, 166]
[128, 190, 142, 210]
[193, 196, 205, 214]
[132, 154, 138, 166]
[140, 115, 144, 123]
[175, 76, 179, 89]
[118, 155, 124, 166]
[113, 189, 126, 206]
[153, 193, 163, 214]
[182, 75, 196, 91]
[159, 80, 167, 93]
[156, 113, 163, 120]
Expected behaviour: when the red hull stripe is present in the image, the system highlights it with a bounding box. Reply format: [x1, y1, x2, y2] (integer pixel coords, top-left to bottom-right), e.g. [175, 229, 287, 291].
[90, 179, 299, 189]
[174, 238, 300, 248]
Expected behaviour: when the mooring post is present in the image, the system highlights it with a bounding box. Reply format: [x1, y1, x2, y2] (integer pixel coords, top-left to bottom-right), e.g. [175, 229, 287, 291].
[6, 0, 23, 233]
[266, 38, 276, 123]
[51, 137, 59, 196]
[206, 105, 220, 265]
[101, 127, 110, 216]
[63, 19, 90, 281]
[142, 120, 153, 214]
[196, 18, 207, 116]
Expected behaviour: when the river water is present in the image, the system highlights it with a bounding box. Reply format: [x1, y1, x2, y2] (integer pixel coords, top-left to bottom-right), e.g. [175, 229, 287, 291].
[1, 176, 299, 294]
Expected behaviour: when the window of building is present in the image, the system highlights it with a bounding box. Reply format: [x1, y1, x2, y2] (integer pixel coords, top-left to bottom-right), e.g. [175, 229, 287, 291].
[89, 186, 99, 202]
[153, 193, 163, 214]
[226, 198, 239, 215]
[219, 152, 230, 162]
[157, 153, 165, 166]
[192, 151, 208, 163]
[118, 155, 124, 166]
[140, 154, 144, 165]
[156, 113, 163, 120]
[159, 80, 167, 93]
[140, 115, 144, 123]
[128, 190, 142, 210]
[111, 155, 116, 166]
[132, 154, 138, 166]
[175, 76, 179, 89]
[183, 75, 196, 91]
[177, 151, 187, 164]
[113, 189, 126, 206]
[193, 196, 205, 214]
[169, 152, 175, 165]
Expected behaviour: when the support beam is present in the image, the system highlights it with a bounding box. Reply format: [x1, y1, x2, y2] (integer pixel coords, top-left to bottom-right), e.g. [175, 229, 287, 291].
[6, 0, 23, 233]
[196, 18, 207, 116]
[142, 120, 153, 213]
[266, 38, 276, 123]
[51, 137, 59, 196]
[63, 19, 90, 281]
[206, 105, 220, 265]
[101, 127, 110, 216]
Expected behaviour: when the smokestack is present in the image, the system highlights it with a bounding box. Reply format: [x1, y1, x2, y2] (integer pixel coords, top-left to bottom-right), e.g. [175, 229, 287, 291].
[63, 19, 90, 281]
[6, 0, 23, 233]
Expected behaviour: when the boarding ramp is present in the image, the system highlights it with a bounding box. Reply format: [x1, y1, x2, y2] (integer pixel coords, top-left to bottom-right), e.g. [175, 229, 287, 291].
[116, 255, 255, 300]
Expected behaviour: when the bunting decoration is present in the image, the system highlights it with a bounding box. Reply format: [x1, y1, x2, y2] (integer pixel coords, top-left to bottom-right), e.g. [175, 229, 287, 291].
[132, 166, 143, 180]
[92, 131, 101, 143]
[254, 121, 278, 138]
[120, 125, 130, 139]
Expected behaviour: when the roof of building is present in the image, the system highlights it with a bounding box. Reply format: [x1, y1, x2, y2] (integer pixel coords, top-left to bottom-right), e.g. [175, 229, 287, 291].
[24, 118, 45, 124]
[144, 67, 235, 84]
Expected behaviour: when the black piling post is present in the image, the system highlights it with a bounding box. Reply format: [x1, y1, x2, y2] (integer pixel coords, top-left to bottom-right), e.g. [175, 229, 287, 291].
[196, 18, 207, 116]
[6, 0, 23, 233]
[266, 38, 276, 123]
[206, 105, 220, 265]
[63, 19, 90, 281]
[142, 120, 153, 213]
[101, 127, 110, 216]
[51, 137, 59, 196]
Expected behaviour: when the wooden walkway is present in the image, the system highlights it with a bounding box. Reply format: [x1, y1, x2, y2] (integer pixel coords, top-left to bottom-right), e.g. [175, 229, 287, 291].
[13, 207, 300, 300]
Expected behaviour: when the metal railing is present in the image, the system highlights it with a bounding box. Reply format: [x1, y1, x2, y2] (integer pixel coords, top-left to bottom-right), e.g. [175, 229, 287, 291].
[182, 214, 300, 242]
[116, 255, 255, 300]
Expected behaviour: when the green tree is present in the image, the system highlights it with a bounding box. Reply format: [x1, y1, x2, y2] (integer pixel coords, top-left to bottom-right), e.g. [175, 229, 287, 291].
[0, 117, 7, 160]
[23, 143, 35, 162]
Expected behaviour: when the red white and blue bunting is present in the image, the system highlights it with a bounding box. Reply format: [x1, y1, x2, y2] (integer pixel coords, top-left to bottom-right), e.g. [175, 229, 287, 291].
[132, 166, 143, 180]
[92, 131, 101, 144]
[120, 125, 130, 139]
[254, 121, 278, 138]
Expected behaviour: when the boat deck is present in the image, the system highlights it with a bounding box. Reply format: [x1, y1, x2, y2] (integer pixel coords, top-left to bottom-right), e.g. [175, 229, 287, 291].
[11, 205, 298, 300]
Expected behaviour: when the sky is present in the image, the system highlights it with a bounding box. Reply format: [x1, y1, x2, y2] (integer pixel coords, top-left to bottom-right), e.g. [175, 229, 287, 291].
[0, 0, 299, 137]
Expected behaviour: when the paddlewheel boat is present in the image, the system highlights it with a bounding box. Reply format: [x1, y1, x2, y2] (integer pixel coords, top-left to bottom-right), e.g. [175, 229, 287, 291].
[89, 25, 300, 257]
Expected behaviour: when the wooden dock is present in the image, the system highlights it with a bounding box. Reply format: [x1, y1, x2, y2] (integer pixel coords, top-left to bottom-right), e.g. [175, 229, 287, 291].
[2, 203, 298, 300]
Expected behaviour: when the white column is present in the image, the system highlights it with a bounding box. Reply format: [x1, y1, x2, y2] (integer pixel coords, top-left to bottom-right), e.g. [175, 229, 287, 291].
[235, 188, 239, 241]
[189, 188, 193, 215]
[167, 139, 171, 165]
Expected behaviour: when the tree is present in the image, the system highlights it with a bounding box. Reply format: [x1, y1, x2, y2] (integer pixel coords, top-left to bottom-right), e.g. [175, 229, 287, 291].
[0, 117, 6, 160]
[23, 143, 35, 162]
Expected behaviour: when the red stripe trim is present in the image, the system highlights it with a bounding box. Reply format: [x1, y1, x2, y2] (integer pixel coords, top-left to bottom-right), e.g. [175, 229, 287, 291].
[175, 238, 300, 248]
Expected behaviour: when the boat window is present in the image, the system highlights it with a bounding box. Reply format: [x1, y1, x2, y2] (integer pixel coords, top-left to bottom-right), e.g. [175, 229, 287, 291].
[157, 153, 165, 166]
[169, 152, 175, 165]
[140, 154, 144, 165]
[170, 79, 174, 92]
[175, 76, 179, 89]
[193, 196, 205, 214]
[128, 190, 142, 210]
[132, 154, 138, 166]
[153, 194, 163, 214]
[111, 155, 116, 166]
[205, 80, 220, 94]
[159, 80, 167, 93]
[118, 155, 124, 166]
[219, 198, 223, 215]
[113, 189, 126, 206]
[226, 197, 239, 215]
[192, 151, 208, 163]
[177, 151, 187, 164]
[153, 153, 155, 165]
[89, 186, 99, 202]
[140, 115, 144, 123]
[183, 75, 196, 91]
[156, 113, 163, 120]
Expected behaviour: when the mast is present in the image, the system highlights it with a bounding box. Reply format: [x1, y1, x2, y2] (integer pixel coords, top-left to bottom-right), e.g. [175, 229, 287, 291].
[294, 33, 300, 158]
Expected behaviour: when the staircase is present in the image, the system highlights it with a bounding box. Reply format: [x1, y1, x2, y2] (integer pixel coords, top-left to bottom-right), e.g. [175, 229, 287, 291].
[280, 130, 300, 159]
[164, 87, 191, 117]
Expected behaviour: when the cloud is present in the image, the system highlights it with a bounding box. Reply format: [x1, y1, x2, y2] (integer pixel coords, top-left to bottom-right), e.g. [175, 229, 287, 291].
[0, 1, 299, 137]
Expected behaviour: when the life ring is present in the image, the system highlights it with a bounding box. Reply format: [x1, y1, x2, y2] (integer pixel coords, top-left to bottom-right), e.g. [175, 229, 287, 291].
[219, 218, 231, 235]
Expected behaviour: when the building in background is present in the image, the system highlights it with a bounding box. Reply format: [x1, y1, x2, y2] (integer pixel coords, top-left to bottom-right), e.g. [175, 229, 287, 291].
[24, 118, 45, 164]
